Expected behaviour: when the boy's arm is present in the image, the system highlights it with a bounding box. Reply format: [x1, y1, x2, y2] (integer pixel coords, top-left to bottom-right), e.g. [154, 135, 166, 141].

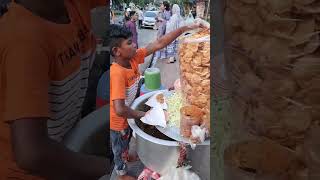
[145, 23, 204, 56]
[113, 99, 146, 119]
[11, 118, 109, 179]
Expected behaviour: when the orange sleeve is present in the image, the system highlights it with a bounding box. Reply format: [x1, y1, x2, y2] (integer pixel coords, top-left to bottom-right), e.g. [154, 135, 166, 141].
[133, 48, 147, 65]
[110, 69, 126, 101]
[4, 43, 50, 122]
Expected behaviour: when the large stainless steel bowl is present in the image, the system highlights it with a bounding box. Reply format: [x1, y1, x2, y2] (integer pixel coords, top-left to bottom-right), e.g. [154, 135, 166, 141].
[128, 91, 210, 180]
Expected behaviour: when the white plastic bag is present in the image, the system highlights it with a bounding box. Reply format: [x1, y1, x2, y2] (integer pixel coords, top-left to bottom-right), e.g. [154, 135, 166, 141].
[190, 125, 207, 149]
[191, 125, 206, 143]
[158, 167, 201, 180]
[140, 107, 167, 128]
[184, 12, 195, 26]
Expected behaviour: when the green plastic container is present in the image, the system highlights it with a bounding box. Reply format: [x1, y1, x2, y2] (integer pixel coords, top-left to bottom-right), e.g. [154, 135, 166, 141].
[144, 68, 161, 90]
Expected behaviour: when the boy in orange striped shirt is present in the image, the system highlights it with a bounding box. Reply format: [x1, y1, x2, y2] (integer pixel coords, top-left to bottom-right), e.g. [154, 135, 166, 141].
[108, 23, 205, 180]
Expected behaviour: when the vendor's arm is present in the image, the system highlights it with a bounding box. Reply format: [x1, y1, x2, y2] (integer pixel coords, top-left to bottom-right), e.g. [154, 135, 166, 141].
[145, 23, 204, 56]
[113, 99, 146, 119]
[110, 70, 146, 119]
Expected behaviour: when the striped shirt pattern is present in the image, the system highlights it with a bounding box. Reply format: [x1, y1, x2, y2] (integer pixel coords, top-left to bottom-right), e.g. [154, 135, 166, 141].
[47, 50, 94, 141]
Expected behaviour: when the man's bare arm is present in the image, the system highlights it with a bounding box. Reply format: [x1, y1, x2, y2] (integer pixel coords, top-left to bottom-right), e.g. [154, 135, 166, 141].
[113, 99, 146, 119]
[11, 118, 110, 180]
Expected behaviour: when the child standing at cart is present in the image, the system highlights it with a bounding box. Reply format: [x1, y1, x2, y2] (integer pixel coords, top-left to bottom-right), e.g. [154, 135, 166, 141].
[108, 22, 205, 180]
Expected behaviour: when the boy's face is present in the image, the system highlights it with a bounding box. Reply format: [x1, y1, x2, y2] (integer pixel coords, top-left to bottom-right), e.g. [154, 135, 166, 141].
[114, 37, 137, 60]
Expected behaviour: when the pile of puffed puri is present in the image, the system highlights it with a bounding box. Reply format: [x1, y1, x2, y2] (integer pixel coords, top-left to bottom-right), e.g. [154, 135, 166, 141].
[224, 0, 320, 179]
[178, 29, 211, 140]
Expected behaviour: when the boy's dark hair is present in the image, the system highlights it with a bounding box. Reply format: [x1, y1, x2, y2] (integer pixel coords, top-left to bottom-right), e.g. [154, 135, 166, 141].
[129, 11, 136, 18]
[106, 24, 132, 57]
[163, 1, 170, 11]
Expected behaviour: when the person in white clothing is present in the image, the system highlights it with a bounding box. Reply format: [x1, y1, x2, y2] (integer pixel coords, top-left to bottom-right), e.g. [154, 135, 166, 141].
[137, 7, 143, 29]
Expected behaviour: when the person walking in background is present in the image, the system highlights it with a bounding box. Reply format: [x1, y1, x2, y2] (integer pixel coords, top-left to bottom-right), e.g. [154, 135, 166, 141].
[110, 9, 115, 24]
[155, 1, 171, 60]
[125, 11, 138, 48]
[191, 5, 197, 19]
[137, 7, 143, 29]
[123, 7, 129, 25]
[165, 4, 183, 63]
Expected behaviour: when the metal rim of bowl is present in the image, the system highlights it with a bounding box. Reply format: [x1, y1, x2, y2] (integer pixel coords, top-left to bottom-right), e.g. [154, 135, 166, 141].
[128, 90, 210, 147]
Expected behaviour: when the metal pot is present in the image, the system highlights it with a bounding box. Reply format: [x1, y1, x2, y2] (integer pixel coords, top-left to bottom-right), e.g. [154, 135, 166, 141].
[128, 91, 210, 180]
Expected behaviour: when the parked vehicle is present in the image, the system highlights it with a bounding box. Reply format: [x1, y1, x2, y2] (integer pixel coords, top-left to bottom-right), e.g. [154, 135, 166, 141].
[141, 11, 158, 29]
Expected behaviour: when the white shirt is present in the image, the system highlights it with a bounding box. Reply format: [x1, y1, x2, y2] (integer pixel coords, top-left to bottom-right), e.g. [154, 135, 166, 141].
[138, 10, 144, 20]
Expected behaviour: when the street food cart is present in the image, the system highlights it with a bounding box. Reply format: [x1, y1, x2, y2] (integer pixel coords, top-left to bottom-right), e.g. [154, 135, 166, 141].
[126, 28, 211, 180]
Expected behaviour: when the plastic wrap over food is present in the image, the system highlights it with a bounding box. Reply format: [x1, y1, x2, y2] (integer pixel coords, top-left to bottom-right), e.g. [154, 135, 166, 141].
[178, 29, 211, 136]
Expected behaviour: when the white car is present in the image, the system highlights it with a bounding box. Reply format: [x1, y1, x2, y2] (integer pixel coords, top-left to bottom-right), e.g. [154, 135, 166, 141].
[142, 11, 158, 29]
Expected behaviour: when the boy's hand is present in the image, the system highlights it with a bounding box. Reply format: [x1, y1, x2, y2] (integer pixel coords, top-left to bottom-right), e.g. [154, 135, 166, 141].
[185, 22, 207, 31]
[185, 23, 201, 31]
[145, 21, 208, 56]
[114, 100, 146, 119]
